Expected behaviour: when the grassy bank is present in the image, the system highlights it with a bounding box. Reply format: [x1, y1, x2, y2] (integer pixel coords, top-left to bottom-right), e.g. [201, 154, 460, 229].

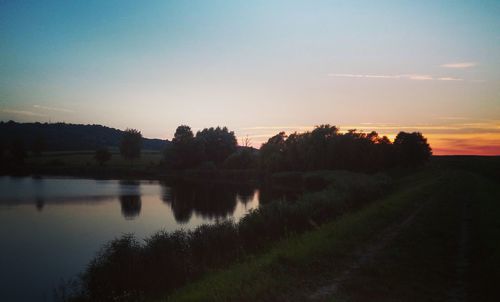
[66, 171, 391, 301]
[165, 165, 500, 301]
[4, 150, 261, 181]
[164, 170, 438, 301]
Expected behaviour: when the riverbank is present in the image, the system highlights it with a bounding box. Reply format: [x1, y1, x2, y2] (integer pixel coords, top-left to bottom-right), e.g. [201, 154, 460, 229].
[65, 170, 392, 301]
[163, 163, 500, 301]
[1, 150, 264, 183]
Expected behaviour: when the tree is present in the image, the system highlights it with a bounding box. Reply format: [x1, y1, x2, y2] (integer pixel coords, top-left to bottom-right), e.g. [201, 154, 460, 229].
[393, 132, 432, 166]
[195, 126, 237, 165]
[168, 125, 202, 169]
[241, 135, 252, 147]
[223, 148, 257, 169]
[259, 132, 287, 172]
[9, 139, 26, 164]
[32, 135, 46, 156]
[94, 147, 112, 166]
[120, 129, 142, 162]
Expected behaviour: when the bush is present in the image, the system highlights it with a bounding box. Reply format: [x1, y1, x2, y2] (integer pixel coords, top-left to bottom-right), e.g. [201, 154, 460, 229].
[74, 171, 392, 301]
[142, 231, 191, 292]
[189, 221, 241, 270]
[82, 234, 143, 301]
[222, 149, 257, 170]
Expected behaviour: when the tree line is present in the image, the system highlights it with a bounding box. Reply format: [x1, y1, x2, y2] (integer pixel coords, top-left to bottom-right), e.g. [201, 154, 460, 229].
[164, 124, 431, 172]
[259, 124, 431, 172]
[0, 123, 432, 172]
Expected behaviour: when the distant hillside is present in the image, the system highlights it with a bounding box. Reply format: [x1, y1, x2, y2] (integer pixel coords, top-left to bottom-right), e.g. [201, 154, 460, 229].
[0, 121, 169, 151]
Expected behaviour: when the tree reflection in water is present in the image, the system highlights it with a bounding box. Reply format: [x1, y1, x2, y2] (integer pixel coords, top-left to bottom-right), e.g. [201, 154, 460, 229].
[119, 180, 142, 219]
[161, 181, 256, 224]
[35, 197, 45, 211]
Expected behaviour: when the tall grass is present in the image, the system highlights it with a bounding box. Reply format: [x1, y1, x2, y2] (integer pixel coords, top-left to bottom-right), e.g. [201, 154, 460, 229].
[70, 171, 391, 301]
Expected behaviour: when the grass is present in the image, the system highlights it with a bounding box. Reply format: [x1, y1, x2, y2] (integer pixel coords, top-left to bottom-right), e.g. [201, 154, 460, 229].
[163, 159, 500, 302]
[70, 171, 390, 301]
[163, 170, 441, 301]
[469, 173, 500, 301]
[26, 150, 163, 168]
[332, 170, 468, 301]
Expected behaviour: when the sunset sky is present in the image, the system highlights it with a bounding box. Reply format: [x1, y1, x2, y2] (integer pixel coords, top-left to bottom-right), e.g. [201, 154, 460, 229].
[1, 0, 499, 154]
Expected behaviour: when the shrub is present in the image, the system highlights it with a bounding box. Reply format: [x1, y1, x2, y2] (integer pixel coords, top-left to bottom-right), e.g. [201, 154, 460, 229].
[75, 171, 392, 301]
[189, 221, 241, 270]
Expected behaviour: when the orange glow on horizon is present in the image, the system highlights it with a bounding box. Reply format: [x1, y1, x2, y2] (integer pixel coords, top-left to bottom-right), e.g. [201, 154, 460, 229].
[239, 122, 500, 156]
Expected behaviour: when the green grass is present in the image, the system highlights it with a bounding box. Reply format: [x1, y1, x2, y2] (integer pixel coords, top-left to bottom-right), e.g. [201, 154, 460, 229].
[469, 174, 500, 301]
[331, 170, 471, 301]
[161, 160, 500, 302]
[27, 150, 163, 168]
[162, 170, 441, 302]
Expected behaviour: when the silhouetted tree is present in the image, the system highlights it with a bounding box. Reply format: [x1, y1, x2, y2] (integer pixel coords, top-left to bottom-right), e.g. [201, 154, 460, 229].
[94, 147, 112, 166]
[259, 125, 431, 173]
[196, 126, 237, 165]
[259, 132, 287, 172]
[241, 135, 252, 147]
[9, 139, 26, 164]
[120, 129, 142, 162]
[0, 141, 5, 163]
[167, 125, 203, 169]
[393, 132, 432, 166]
[31, 135, 46, 156]
[223, 148, 257, 169]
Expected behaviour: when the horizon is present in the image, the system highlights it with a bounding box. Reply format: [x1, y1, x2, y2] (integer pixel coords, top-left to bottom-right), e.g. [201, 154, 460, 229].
[1, 1, 499, 155]
[2, 119, 497, 156]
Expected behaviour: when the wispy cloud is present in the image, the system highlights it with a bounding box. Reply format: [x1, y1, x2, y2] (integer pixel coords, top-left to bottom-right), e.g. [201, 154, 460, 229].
[33, 105, 74, 113]
[437, 77, 463, 81]
[327, 73, 463, 81]
[440, 62, 477, 69]
[0, 109, 47, 117]
[241, 126, 312, 131]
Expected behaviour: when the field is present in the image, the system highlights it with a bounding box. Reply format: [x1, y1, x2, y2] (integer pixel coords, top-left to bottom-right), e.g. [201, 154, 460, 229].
[160, 157, 500, 302]
[16, 150, 166, 178]
[26, 150, 164, 168]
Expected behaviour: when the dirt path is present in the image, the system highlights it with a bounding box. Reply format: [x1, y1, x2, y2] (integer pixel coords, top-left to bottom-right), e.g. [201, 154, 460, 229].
[448, 193, 471, 302]
[308, 201, 427, 301]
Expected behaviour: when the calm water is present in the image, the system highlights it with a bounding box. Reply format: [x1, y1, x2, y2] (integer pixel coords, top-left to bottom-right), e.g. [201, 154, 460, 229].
[0, 176, 264, 301]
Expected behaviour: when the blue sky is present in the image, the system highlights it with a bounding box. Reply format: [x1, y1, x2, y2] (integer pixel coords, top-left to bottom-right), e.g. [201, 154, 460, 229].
[1, 0, 499, 153]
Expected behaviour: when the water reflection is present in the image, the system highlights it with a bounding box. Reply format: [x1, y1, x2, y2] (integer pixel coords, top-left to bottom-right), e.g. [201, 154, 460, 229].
[35, 197, 45, 211]
[161, 181, 257, 223]
[0, 176, 269, 301]
[119, 180, 142, 219]
[119, 195, 142, 219]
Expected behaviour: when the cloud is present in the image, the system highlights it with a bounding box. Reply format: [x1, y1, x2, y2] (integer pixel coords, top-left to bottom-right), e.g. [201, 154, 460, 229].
[327, 73, 401, 79]
[33, 105, 74, 113]
[327, 73, 462, 81]
[0, 109, 47, 117]
[437, 77, 463, 81]
[406, 74, 433, 81]
[241, 126, 312, 131]
[436, 116, 469, 121]
[440, 62, 477, 69]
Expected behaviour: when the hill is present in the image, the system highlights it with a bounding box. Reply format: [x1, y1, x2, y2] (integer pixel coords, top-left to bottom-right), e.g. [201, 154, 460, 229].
[0, 121, 169, 151]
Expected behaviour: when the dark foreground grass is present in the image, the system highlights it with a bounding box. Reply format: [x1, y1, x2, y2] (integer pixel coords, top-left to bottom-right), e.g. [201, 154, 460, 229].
[332, 170, 470, 302]
[333, 170, 500, 302]
[163, 170, 442, 302]
[469, 173, 500, 301]
[164, 166, 500, 302]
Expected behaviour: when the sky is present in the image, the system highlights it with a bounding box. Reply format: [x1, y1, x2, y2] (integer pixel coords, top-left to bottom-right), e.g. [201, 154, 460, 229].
[1, 0, 499, 155]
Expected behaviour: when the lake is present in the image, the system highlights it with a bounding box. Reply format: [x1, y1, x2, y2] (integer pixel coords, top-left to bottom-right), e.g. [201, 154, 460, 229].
[0, 176, 280, 301]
